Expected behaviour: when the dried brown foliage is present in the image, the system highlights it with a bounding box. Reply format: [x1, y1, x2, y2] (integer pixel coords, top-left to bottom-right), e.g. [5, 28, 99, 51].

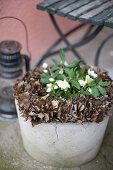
[14, 68, 113, 126]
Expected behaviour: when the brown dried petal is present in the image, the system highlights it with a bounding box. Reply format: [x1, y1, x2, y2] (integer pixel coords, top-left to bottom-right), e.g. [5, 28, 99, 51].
[51, 100, 59, 108]
[21, 99, 30, 110]
[38, 113, 44, 119]
[44, 113, 49, 122]
[80, 105, 85, 111]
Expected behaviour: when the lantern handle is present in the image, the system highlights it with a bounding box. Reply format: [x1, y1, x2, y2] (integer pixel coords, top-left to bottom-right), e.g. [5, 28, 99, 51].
[0, 16, 31, 59]
[21, 54, 30, 71]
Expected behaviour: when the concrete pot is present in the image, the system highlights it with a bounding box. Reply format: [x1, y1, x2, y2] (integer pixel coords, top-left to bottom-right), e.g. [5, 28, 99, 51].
[15, 100, 109, 168]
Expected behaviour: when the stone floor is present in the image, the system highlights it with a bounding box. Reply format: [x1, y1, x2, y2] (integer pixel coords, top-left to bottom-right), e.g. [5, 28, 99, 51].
[0, 26, 113, 170]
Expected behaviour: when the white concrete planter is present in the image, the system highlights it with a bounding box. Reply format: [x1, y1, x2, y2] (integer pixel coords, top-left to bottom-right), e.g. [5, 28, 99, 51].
[16, 100, 109, 168]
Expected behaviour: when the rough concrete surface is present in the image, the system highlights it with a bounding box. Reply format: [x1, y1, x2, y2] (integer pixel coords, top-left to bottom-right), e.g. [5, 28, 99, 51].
[0, 27, 113, 170]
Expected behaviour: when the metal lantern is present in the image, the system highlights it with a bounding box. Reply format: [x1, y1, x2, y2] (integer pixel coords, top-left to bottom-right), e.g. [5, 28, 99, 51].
[0, 40, 30, 120]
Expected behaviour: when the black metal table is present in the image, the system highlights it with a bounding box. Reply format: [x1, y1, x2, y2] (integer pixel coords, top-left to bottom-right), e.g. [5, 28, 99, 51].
[37, 0, 113, 67]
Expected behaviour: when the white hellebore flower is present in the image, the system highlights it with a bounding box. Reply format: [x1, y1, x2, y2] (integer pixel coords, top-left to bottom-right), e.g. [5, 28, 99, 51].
[46, 88, 51, 92]
[59, 69, 63, 74]
[88, 88, 92, 93]
[42, 62, 48, 69]
[47, 83, 52, 88]
[64, 61, 68, 66]
[78, 80, 86, 87]
[78, 75, 93, 87]
[43, 69, 48, 73]
[88, 69, 97, 78]
[54, 85, 58, 89]
[57, 80, 70, 90]
[49, 78, 54, 82]
[86, 75, 93, 84]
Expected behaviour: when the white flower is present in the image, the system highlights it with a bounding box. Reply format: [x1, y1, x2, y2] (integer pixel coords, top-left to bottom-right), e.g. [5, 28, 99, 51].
[78, 75, 93, 87]
[43, 69, 48, 73]
[59, 69, 63, 74]
[49, 78, 54, 82]
[88, 88, 92, 93]
[46, 88, 51, 92]
[88, 69, 97, 78]
[54, 85, 58, 89]
[47, 83, 52, 88]
[64, 61, 68, 66]
[56, 80, 62, 88]
[42, 62, 48, 69]
[57, 80, 70, 90]
[78, 80, 86, 87]
[86, 75, 93, 84]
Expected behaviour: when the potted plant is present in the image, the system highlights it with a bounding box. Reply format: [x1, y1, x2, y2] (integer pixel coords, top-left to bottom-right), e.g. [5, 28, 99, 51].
[14, 50, 113, 168]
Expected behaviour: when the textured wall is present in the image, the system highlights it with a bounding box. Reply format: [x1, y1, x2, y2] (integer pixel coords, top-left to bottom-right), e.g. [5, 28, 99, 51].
[0, 0, 82, 60]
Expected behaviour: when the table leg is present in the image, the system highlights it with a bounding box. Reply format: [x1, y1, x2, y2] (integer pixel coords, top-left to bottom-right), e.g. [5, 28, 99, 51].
[36, 14, 103, 67]
[95, 34, 113, 66]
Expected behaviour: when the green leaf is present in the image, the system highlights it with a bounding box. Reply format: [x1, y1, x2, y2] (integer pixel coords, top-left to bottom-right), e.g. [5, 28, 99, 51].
[40, 73, 50, 78]
[71, 80, 80, 90]
[59, 49, 65, 63]
[57, 75, 66, 81]
[51, 66, 60, 71]
[64, 89, 71, 99]
[40, 78, 49, 84]
[56, 89, 64, 97]
[91, 87, 99, 97]
[83, 84, 88, 89]
[96, 77, 101, 83]
[44, 87, 47, 91]
[68, 60, 81, 68]
[79, 67, 85, 76]
[54, 96, 59, 100]
[69, 68, 74, 79]
[71, 93, 80, 98]
[97, 86, 106, 96]
[83, 91, 90, 95]
[40, 73, 47, 77]
[52, 70, 59, 78]
[64, 68, 70, 75]
[99, 81, 110, 86]
[88, 81, 96, 87]
[52, 59, 60, 65]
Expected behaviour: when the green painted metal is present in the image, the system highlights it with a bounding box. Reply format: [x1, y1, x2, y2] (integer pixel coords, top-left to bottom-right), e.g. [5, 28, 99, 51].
[68, 0, 107, 20]
[79, 0, 113, 23]
[105, 16, 113, 28]
[37, 0, 62, 10]
[37, 0, 113, 29]
[57, 0, 92, 17]
[47, 0, 77, 14]
[91, 7, 113, 25]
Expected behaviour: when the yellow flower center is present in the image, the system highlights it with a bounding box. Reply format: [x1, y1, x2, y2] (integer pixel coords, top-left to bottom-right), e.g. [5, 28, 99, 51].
[87, 80, 90, 84]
